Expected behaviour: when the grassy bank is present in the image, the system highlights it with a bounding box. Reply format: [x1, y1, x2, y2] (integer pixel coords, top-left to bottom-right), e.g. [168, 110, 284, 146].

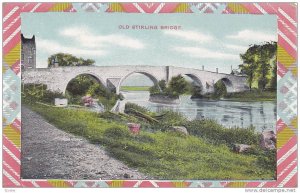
[195, 90, 276, 102]
[26, 102, 275, 180]
[120, 86, 150, 91]
[224, 90, 276, 102]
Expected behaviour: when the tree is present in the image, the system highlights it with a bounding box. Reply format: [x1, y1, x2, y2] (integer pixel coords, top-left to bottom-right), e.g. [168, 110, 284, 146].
[87, 84, 111, 99]
[149, 80, 167, 95]
[191, 83, 203, 98]
[213, 80, 227, 98]
[257, 42, 277, 90]
[167, 75, 189, 97]
[48, 53, 95, 67]
[239, 44, 259, 91]
[66, 75, 95, 96]
[158, 80, 167, 91]
[149, 83, 161, 95]
[239, 42, 277, 91]
[149, 76, 189, 97]
[269, 58, 277, 90]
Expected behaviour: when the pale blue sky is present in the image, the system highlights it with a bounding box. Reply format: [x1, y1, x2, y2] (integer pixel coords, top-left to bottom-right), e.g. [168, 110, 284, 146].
[21, 13, 277, 77]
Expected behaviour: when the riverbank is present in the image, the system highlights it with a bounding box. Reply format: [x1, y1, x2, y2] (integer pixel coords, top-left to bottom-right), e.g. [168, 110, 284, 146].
[24, 102, 276, 180]
[121, 86, 150, 91]
[149, 94, 180, 104]
[224, 90, 276, 102]
[193, 90, 276, 102]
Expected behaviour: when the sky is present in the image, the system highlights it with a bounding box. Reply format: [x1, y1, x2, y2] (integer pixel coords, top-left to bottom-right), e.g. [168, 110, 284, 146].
[21, 13, 277, 86]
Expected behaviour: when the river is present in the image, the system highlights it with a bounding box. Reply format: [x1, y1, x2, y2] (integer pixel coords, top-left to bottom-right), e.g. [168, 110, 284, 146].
[120, 91, 277, 132]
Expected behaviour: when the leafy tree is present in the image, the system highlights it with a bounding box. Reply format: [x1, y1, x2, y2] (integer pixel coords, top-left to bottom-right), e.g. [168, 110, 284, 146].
[257, 42, 277, 90]
[269, 59, 277, 90]
[22, 84, 63, 104]
[167, 75, 189, 97]
[66, 75, 95, 96]
[149, 80, 167, 95]
[87, 84, 112, 99]
[213, 80, 227, 98]
[149, 83, 161, 95]
[239, 42, 277, 91]
[239, 44, 259, 91]
[190, 84, 203, 98]
[158, 80, 167, 91]
[149, 75, 189, 97]
[48, 53, 95, 67]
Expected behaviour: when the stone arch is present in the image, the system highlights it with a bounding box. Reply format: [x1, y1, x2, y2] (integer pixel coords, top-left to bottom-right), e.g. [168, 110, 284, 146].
[62, 72, 106, 94]
[218, 77, 234, 93]
[183, 73, 204, 94]
[116, 71, 159, 94]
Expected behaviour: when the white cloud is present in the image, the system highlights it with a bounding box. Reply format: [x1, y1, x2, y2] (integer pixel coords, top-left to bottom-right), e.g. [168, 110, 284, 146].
[60, 26, 145, 49]
[37, 38, 107, 57]
[173, 46, 238, 60]
[164, 30, 214, 43]
[224, 44, 248, 52]
[226, 29, 277, 42]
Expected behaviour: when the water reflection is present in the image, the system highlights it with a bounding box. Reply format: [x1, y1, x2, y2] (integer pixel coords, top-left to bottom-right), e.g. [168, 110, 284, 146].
[121, 91, 277, 132]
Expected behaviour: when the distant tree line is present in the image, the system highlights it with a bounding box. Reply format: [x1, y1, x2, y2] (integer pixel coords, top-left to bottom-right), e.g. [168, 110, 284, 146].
[48, 53, 95, 67]
[239, 41, 277, 91]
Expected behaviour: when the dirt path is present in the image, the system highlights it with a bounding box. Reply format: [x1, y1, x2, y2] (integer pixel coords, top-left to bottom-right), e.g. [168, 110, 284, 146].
[21, 106, 149, 180]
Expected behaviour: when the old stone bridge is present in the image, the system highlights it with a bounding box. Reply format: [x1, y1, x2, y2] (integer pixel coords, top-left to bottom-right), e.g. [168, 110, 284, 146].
[22, 65, 249, 94]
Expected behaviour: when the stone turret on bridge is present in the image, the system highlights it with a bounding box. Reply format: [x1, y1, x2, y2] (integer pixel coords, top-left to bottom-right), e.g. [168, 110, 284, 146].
[22, 65, 249, 95]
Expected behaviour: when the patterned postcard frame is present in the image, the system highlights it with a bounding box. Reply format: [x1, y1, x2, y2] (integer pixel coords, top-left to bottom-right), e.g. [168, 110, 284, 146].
[2, 2, 298, 188]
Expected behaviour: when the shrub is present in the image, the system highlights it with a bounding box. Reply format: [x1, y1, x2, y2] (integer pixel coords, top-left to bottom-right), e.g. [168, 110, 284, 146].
[185, 119, 259, 146]
[104, 127, 131, 140]
[257, 149, 276, 171]
[134, 134, 156, 143]
[149, 83, 161, 95]
[213, 80, 227, 99]
[125, 102, 149, 114]
[41, 90, 64, 104]
[22, 84, 63, 104]
[65, 93, 82, 105]
[158, 110, 187, 126]
[87, 84, 111, 98]
[149, 76, 189, 98]
[191, 84, 203, 98]
[168, 75, 189, 96]
[143, 122, 169, 132]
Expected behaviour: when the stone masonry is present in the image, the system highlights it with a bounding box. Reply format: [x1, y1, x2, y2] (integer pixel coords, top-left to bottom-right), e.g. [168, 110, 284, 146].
[22, 65, 249, 94]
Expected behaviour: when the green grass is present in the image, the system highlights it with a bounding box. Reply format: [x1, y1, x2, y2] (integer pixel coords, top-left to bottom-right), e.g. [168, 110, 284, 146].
[224, 90, 276, 102]
[185, 119, 260, 146]
[26, 103, 275, 180]
[120, 86, 150, 91]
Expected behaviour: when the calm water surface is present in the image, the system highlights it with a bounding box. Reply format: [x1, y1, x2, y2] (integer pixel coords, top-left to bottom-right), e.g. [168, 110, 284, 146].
[120, 91, 277, 132]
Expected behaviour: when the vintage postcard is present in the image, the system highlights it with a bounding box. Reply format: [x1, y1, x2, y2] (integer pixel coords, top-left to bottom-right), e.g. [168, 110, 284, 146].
[2, 2, 298, 189]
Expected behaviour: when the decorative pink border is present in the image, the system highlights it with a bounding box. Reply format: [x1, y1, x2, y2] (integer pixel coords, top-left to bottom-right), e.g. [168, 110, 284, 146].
[2, 2, 298, 188]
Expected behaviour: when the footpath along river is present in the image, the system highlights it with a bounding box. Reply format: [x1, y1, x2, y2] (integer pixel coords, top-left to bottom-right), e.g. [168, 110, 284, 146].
[21, 106, 149, 180]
